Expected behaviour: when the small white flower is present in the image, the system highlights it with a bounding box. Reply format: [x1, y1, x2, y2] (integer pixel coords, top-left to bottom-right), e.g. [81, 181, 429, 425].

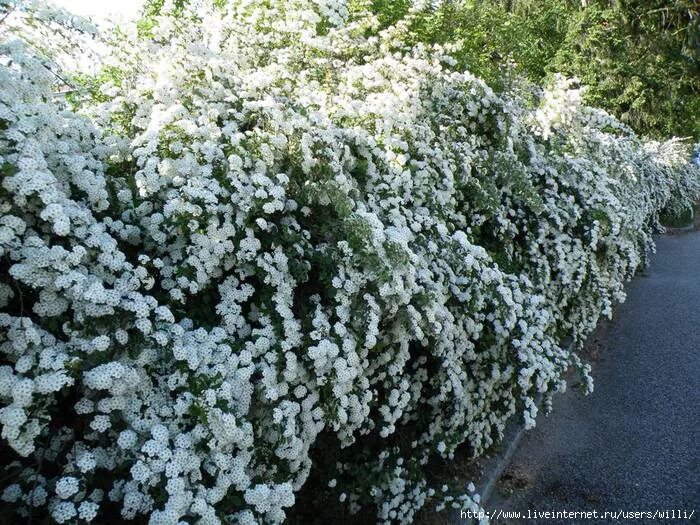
[55, 477, 79, 499]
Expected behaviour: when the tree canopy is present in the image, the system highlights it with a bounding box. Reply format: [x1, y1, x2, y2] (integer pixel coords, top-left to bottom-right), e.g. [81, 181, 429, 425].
[370, 0, 699, 139]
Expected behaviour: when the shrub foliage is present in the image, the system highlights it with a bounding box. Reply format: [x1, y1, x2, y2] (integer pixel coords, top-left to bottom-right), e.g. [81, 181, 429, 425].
[0, 1, 698, 524]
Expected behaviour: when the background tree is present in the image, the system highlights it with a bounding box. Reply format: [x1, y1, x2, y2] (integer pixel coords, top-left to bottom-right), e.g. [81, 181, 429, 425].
[369, 0, 700, 139]
[550, 0, 700, 139]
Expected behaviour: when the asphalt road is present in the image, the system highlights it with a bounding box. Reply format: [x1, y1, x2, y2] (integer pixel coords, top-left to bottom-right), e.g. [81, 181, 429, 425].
[485, 232, 700, 524]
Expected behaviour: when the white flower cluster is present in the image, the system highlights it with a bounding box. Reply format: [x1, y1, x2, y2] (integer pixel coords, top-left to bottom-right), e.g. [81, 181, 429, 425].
[1, 1, 698, 524]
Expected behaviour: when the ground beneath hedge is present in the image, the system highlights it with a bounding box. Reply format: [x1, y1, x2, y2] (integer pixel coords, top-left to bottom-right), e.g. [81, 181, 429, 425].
[481, 230, 700, 524]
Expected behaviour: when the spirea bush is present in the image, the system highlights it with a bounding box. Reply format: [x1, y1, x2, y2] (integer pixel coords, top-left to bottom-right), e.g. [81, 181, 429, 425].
[1, 1, 698, 524]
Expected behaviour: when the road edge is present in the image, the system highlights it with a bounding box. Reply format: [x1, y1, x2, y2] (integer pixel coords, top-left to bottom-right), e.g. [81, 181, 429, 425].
[451, 341, 573, 524]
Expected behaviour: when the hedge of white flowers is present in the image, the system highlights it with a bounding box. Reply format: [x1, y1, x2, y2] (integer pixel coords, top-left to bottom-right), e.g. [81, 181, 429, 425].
[1, 1, 698, 524]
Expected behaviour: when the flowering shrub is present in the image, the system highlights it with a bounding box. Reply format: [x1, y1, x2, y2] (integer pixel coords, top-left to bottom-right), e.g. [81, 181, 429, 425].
[1, 1, 698, 524]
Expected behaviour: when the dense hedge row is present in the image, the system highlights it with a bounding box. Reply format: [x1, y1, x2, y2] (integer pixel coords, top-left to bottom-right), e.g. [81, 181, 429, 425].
[1, 1, 698, 524]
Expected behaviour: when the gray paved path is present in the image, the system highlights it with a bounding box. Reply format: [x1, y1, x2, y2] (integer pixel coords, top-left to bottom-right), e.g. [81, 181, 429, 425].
[485, 232, 700, 524]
